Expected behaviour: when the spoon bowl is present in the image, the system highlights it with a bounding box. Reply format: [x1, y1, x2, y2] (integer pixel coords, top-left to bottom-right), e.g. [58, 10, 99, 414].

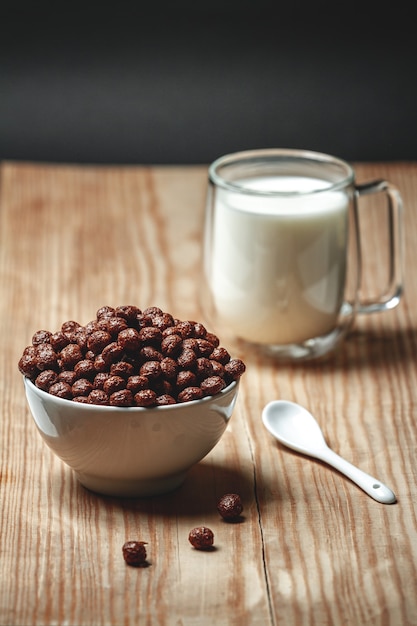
[262, 400, 396, 504]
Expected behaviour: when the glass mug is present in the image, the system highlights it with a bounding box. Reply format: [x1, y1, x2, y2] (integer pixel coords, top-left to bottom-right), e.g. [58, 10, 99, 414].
[201, 149, 403, 360]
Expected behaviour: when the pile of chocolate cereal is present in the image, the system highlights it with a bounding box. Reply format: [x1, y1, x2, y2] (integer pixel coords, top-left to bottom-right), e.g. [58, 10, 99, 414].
[18, 305, 246, 407]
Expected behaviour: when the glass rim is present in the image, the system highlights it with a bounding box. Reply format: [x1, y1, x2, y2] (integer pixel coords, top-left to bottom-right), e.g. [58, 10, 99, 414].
[208, 148, 355, 196]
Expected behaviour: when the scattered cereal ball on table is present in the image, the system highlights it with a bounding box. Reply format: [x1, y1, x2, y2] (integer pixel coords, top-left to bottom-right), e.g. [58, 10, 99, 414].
[188, 527, 214, 550]
[217, 493, 244, 521]
[122, 541, 148, 567]
[17, 305, 246, 406]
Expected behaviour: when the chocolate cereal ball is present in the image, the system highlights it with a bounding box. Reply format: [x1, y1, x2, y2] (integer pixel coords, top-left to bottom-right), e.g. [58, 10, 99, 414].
[217, 493, 244, 520]
[188, 527, 214, 550]
[122, 541, 148, 566]
[18, 305, 246, 406]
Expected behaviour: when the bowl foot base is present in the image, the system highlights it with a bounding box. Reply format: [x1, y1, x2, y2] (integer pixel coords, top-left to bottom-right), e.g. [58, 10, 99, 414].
[75, 470, 188, 498]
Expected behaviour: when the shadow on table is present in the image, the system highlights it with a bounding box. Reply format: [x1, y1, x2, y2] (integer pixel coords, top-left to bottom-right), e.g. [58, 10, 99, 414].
[324, 326, 415, 371]
[70, 459, 261, 519]
[255, 325, 417, 374]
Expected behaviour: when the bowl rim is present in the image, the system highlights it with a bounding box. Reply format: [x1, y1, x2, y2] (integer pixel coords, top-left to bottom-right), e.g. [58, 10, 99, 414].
[23, 376, 238, 412]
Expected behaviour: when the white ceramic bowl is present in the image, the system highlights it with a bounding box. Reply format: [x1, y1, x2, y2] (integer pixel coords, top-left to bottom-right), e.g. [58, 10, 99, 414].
[24, 377, 239, 497]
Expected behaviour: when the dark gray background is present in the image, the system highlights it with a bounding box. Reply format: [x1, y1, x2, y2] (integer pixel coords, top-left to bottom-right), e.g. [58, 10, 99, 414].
[1, 1, 416, 165]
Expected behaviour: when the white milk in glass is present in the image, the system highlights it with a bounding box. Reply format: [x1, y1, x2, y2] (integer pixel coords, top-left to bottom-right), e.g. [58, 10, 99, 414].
[208, 176, 349, 345]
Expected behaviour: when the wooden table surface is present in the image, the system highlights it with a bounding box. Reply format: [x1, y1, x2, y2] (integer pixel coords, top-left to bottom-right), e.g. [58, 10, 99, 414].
[1, 161, 416, 626]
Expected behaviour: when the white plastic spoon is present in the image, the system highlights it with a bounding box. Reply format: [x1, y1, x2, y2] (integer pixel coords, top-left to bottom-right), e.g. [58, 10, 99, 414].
[262, 400, 396, 504]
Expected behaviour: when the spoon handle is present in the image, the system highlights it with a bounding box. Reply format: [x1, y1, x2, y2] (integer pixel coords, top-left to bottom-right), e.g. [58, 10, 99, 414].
[316, 447, 397, 504]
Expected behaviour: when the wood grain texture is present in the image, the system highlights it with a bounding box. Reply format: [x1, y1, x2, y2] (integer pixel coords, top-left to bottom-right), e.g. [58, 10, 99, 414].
[0, 161, 416, 626]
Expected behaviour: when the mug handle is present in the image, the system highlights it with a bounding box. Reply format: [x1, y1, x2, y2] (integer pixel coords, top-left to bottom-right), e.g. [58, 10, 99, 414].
[355, 180, 404, 314]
